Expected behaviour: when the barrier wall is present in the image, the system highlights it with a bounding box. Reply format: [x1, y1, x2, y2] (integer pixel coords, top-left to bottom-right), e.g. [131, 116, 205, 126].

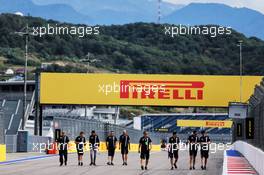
[28, 135, 52, 152]
[5, 135, 17, 153]
[222, 150, 227, 175]
[0, 144, 6, 162]
[233, 141, 264, 175]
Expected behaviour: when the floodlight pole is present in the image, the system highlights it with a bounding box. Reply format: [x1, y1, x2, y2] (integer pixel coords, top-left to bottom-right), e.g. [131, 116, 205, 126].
[80, 52, 101, 119]
[238, 40, 243, 103]
[15, 14, 33, 130]
[22, 24, 29, 130]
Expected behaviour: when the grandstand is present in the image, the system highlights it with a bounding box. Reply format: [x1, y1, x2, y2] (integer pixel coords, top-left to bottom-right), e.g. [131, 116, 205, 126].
[131, 113, 232, 143]
[0, 81, 35, 135]
[134, 113, 231, 134]
[0, 81, 124, 137]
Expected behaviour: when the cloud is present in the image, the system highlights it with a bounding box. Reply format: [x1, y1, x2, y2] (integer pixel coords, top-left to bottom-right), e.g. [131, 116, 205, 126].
[164, 0, 264, 14]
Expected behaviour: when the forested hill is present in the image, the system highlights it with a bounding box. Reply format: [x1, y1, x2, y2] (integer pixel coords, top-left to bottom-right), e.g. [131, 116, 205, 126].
[0, 14, 264, 75]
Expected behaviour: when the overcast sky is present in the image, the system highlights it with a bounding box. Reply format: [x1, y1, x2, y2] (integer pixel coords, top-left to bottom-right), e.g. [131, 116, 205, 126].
[164, 0, 264, 14]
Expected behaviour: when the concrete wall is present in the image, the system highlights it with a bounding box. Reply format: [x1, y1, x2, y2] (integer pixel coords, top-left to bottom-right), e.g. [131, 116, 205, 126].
[233, 141, 264, 175]
[5, 135, 17, 153]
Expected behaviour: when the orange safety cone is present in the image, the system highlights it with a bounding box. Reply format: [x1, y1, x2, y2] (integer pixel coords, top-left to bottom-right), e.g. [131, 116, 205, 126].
[46, 142, 58, 154]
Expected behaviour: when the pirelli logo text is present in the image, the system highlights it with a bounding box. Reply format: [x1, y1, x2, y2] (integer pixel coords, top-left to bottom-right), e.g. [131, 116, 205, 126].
[205, 121, 225, 127]
[120, 80, 205, 100]
[177, 120, 233, 128]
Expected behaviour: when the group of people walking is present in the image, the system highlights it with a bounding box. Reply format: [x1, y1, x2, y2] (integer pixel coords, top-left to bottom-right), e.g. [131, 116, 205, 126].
[168, 130, 211, 170]
[56, 130, 210, 171]
[56, 130, 133, 167]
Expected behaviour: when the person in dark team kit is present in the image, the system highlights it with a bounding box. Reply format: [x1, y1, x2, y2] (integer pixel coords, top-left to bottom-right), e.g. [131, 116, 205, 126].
[119, 130, 131, 165]
[106, 131, 117, 165]
[75, 131, 86, 166]
[200, 130, 211, 170]
[168, 132, 180, 170]
[138, 131, 152, 170]
[89, 130, 100, 166]
[57, 131, 70, 166]
[188, 130, 199, 170]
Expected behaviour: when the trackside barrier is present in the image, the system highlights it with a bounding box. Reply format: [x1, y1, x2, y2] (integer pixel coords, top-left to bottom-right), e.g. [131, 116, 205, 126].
[222, 149, 257, 175]
[233, 141, 264, 175]
[47, 141, 160, 154]
[28, 135, 52, 152]
[222, 150, 227, 175]
[0, 144, 6, 162]
[5, 135, 17, 153]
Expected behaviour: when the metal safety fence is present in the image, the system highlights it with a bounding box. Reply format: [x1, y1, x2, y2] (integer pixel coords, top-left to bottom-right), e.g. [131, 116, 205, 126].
[5, 132, 51, 153]
[5, 134, 17, 153]
[248, 78, 264, 151]
[27, 135, 51, 152]
[54, 117, 163, 144]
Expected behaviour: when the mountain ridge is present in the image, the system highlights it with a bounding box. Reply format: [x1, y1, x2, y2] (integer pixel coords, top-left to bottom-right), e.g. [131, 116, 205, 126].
[32, 0, 183, 25]
[0, 0, 93, 24]
[163, 3, 264, 40]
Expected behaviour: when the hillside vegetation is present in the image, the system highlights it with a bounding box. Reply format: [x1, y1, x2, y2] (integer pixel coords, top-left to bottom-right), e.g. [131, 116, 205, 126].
[0, 14, 264, 75]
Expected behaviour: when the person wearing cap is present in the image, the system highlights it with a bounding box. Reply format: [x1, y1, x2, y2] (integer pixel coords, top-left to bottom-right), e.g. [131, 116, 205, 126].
[199, 130, 211, 170]
[106, 131, 117, 165]
[188, 130, 199, 170]
[168, 131, 180, 170]
[56, 131, 70, 166]
[89, 130, 100, 166]
[75, 131, 86, 166]
[138, 131, 152, 170]
[119, 130, 131, 165]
